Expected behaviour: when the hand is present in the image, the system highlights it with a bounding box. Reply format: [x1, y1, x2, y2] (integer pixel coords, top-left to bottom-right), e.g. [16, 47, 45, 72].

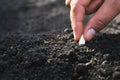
[65, 0, 120, 41]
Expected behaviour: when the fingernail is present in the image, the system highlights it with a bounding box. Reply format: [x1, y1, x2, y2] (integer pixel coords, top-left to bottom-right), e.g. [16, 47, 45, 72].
[86, 28, 96, 40]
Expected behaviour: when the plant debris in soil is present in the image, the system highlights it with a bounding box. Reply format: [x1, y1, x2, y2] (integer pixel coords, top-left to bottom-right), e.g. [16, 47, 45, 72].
[0, 32, 120, 80]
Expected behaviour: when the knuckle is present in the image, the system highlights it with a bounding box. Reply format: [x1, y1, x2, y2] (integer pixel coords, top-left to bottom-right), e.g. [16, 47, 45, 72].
[109, 0, 120, 11]
[70, 5, 78, 18]
[116, 0, 120, 12]
[70, 0, 78, 6]
[70, 0, 79, 11]
[71, 2, 78, 11]
[71, 5, 77, 13]
[90, 17, 106, 32]
[112, 0, 119, 4]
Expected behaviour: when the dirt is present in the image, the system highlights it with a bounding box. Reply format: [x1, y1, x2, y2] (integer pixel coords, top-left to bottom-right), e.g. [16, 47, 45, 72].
[0, 0, 120, 80]
[0, 0, 70, 36]
[0, 31, 120, 80]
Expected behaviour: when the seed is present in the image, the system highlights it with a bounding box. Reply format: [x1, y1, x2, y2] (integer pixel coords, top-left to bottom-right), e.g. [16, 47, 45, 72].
[79, 35, 85, 46]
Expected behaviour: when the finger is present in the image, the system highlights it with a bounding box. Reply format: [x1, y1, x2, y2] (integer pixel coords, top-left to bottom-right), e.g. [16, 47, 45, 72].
[70, 0, 91, 41]
[65, 0, 71, 6]
[84, 0, 120, 41]
[86, 0, 104, 15]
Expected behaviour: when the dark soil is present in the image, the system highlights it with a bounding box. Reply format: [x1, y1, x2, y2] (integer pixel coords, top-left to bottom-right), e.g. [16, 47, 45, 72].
[0, 0, 120, 80]
[0, 0, 71, 36]
[0, 32, 120, 80]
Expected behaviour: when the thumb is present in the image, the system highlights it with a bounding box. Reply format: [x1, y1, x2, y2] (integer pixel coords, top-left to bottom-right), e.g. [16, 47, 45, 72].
[84, 0, 120, 41]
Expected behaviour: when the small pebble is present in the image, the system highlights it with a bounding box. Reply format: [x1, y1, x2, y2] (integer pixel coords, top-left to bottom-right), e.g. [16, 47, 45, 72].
[75, 63, 87, 75]
[103, 54, 111, 60]
[44, 40, 50, 44]
[101, 60, 109, 66]
[99, 68, 112, 77]
[99, 68, 107, 76]
[115, 66, 120, 71]
[23, 60, 32, 68]
[112, 71, 120, 80]
[64, 28, 72, 33]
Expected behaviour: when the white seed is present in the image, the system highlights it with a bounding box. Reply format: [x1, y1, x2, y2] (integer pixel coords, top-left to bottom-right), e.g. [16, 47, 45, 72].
[79, 35, 85, 46]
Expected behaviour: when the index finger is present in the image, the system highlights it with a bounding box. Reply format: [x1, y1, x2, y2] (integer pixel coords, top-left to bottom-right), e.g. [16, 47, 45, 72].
[70, 0, 91, 41]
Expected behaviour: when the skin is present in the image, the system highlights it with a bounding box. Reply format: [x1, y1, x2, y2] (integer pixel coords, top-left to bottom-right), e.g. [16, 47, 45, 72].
[65, 0, 120, 41]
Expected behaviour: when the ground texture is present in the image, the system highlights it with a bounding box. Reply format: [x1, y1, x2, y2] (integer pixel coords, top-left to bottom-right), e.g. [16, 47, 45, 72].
[0, 0, 120, 80]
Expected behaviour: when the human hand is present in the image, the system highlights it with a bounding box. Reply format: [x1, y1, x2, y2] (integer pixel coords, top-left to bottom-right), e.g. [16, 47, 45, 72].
[65, 0, 120, 41]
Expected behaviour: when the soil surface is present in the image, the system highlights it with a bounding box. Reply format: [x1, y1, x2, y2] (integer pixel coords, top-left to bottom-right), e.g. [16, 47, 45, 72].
[0, 0, 71, 36]
[0, 0, 120, 80]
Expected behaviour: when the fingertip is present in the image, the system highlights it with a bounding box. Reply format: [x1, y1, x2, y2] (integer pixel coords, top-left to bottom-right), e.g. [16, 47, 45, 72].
[84, 28, 96, 41]
[73, 32, 80, 41]
[72, 25, 83, 41]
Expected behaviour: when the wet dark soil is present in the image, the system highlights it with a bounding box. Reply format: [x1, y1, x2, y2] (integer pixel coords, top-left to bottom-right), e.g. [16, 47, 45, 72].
[0, 0, 120, 80]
